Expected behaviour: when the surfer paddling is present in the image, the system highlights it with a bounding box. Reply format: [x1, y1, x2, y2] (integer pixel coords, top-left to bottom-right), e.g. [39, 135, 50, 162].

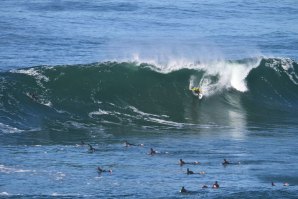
[148, 148, 168, 155]
[124, 141, 136, 147]
[222, 159, 239, 166]
[179, 159, 200, 166]
[97, 166, 112, 174]
[88, 144, 96, 153]
[149, 148, 157, 155]
[222, 159, 230, 165]
[186, 168, 194, 175]
[124, 141, 144, 147]
[186, 168, 205, 175]
[202, 184, 208, 188]
[180, 186, 188, 193]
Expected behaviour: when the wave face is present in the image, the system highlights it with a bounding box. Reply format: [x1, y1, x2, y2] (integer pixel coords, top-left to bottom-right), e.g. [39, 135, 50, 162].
[0, 58, 297, 134]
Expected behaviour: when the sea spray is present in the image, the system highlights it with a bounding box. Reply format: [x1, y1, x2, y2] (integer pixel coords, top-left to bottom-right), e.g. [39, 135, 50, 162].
[130, 54, 261, 96]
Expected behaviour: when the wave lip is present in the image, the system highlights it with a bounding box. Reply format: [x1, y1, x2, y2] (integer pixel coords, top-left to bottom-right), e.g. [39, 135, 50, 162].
[129, 54, 262, 96]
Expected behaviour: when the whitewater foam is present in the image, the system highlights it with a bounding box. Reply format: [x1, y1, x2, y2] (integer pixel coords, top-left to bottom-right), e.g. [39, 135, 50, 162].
[129, 52, 261, 95]
[0, 192, 9, 196]
[266, 58, 298, 85]
[187, 58, 261, 96]
[0, 165, 33, 174]
[128, 106, 168, 118]
[89, 108, 111, 116]
[11, 67, 49, 82]
[0, 122, 23, 134]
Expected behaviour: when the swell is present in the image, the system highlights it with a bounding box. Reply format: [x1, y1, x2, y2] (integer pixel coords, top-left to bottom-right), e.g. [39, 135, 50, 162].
[0, 57, 297, 134]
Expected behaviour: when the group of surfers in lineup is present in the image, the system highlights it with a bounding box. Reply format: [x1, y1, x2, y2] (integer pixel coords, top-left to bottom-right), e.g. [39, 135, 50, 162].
[80, 140, 290, 193]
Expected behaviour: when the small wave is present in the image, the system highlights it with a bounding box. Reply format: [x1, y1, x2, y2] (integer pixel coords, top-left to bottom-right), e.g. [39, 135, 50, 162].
[145, 117, 185, 128]
[53, 171, 66, 181]
[0, 165, 33, 174]
[89, 108, 111, 116]
[0, 123, 23, 134]
[0, 192, 9, 196]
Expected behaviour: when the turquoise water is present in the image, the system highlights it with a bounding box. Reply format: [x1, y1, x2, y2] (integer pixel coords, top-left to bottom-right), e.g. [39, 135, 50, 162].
[1, 0, 298, 198]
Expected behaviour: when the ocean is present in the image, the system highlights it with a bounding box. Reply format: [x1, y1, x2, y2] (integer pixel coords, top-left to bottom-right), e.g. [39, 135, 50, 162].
[0, 0, 298, 198]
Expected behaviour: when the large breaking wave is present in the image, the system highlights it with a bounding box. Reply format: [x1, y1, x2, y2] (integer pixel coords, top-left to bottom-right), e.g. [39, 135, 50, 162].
[0, 57, 297, 134]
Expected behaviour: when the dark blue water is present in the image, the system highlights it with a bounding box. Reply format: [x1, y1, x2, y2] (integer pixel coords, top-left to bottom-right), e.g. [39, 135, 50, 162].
[1, 0, 298, 69]
[1, 0, 298, 198]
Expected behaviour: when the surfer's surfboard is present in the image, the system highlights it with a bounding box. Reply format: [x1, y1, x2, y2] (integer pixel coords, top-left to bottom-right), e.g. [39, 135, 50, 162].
[198, 93, 203, 99]
[192, 91, 203, 99]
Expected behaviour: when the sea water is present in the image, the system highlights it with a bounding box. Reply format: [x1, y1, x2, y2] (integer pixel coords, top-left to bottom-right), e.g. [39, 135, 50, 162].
[0, 0, 298, 198]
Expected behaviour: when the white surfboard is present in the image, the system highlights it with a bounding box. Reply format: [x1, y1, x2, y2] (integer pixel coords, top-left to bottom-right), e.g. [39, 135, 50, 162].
[192, 91, 203, 99]
[198, 93, 203, 99]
